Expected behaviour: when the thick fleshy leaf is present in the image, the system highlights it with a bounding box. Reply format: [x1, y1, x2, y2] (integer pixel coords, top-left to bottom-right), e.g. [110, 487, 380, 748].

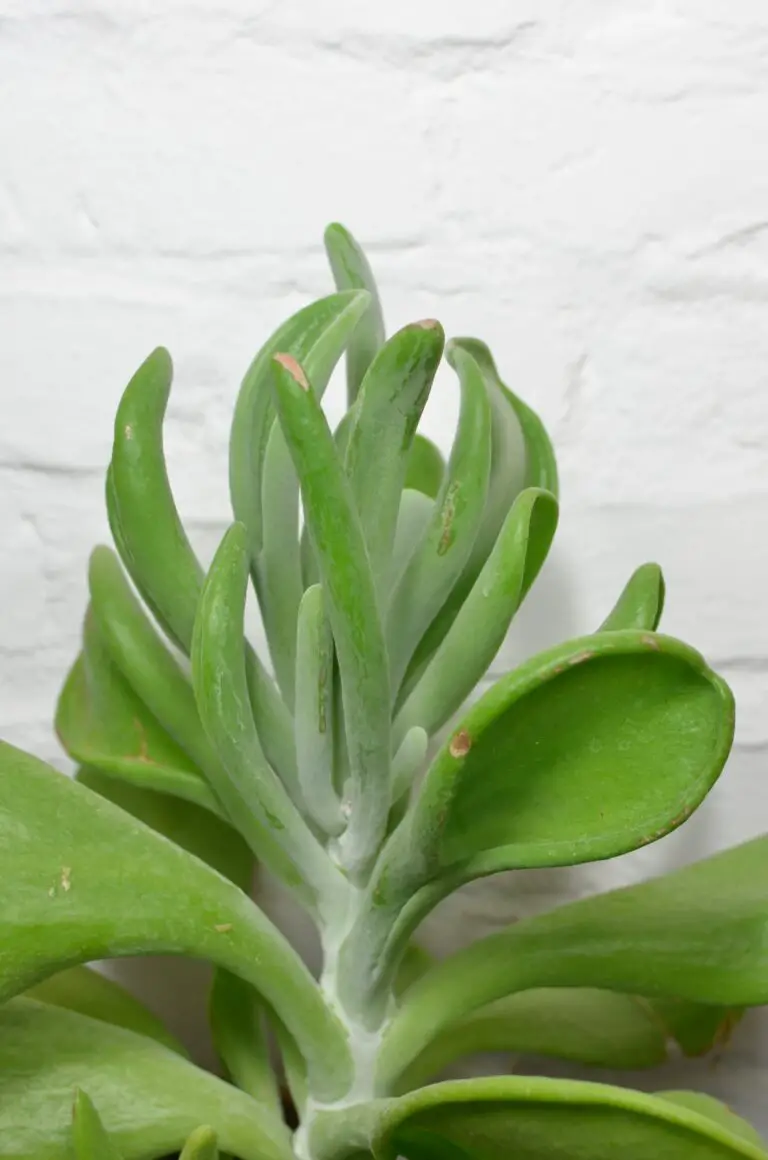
[253, 291, 372, 706]
[658, 1093, 766, 1149]
[395, 489, 558, 741]
[310, 1077, 768, 1160]
[0, 999, 292, 1160]
[26, 965, 183, 1055]
[395, 988, 669, 1092]
[388, 489, 434, 594]
[379, 836, 768, 1088]
[72, 1089, 122, 1159]
[648, 998, 743, 1058]
[295, 585, 343, 836]
[56, 608, 220, 817]
[180, 1126, 219, 1160]
[600, 563, 666, 632]
[404, 434, 445, 499]
[108, 352, 293, 785]
[345, 320, 444, 592]
[271, 353, 391, 878]
[0, 741, 351, 1100]
[209, 969, 281, 1113]
[75, 768, 252, 888]
[191, 523, 343, 912]
[386, 344, 492, 694]
[324, 222, 385, 405]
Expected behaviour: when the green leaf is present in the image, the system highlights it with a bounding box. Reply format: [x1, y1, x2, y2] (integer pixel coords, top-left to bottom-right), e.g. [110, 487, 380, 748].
[404, 434, 445, 499]
[271, 353, 391, 879]
[386, 343, 492, 695]
[191, 523, 343, 912]
[395, 488, 558, 741]
[379, 836, 768, 1089]
[0, 741, 351, 1101]
[311, 1077, 768, 1160]
[56, 608, 221, 817]
[345, 320, 444, 594]
[88, 545, 224, 789]
[657, 1092, 766, 1150]
[209, 969, 281, 1115]
[180, 1126, 219, 1160]
[648, 997, 743, 1058]
[0, 999, 292, 1160]
[253, 291, 373, 706]
[394, 989, 669, 1093]
[295, 585, 343, 836]
[600, 563, 666, 631]
[107, 352, 294, 787]
[324, 222, 385, 405]
[71, 1089, 123, 1160]
[25, 965, 183, 1056]
[75, 767, 252, 889]
[388, 489, 434, 594]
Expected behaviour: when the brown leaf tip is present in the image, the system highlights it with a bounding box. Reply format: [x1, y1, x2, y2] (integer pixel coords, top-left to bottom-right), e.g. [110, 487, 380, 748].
[416, 319, 441, 330]
[449, 729, 472, 758]
[274, 352, 310, 390]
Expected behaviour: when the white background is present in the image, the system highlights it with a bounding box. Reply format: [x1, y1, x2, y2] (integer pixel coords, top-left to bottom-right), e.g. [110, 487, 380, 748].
[1, 0, 767, 1135]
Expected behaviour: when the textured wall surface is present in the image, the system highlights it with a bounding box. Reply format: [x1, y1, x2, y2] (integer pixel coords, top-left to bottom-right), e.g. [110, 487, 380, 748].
[1, 0, 767, 1128]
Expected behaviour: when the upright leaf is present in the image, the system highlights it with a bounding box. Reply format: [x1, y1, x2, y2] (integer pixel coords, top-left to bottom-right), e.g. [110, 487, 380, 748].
[71, 1089, 123, 1160]
[324, 222, 385, 404]
[0, 741, 351, 1101]
[180, 1127, 219, 1160]
[209, 970, 281, 1115]
[294, 585, 343, 836]
[404, 434, 445, 499]
[600, 563, 666, 632]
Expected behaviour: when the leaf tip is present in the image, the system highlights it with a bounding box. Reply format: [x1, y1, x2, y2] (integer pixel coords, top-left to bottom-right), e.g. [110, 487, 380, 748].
[273, 352, 310, 391]
[449, 729, 472, 758]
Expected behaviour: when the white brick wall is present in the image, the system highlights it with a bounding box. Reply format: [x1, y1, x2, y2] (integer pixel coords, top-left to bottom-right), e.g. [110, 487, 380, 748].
[2, 0, 767, 1126]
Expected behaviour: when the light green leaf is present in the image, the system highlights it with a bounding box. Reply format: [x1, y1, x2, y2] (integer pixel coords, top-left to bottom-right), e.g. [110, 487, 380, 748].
[648, 997, 743, 1058]
[395, 488, 558, 741]
[324, 222, 385, 405]
[657, 1092, 766, 1150]
[209, 969, 281, 1115]
[107, 351, 294, 786]
[271, 352, 391, 879]
[180, 1126, 219, 1160]
[387, 343, 492, 695]
[26, 965, 183, 1056]
[309, 1077, 768, 1160]
[0, 999, 292, 1160]
[56, 608, 220, 817]
[0, 741, 351, 1101]
[394, 988, 669, 1093]
[72, 1089, 123, 1159]
[388, 489, 434, 595]
[404, 434, 445, 499]
[295, 585, 343, 836]
[600, 563, 666, 632]
[345, 320, 444, 594]
[379, 836, 768, 1088]
[75, 767, 252, 889]
[191, 523, 343, 912]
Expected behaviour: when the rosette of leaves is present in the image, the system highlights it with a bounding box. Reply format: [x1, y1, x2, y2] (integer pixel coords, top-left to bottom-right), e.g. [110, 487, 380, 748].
[1, 224, 766, 1159]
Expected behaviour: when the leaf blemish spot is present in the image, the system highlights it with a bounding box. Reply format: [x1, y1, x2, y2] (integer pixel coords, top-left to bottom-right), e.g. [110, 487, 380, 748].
[274, 352, 310, 391]
[416, 319, 440, 330]
[568, 650, 593, 666]
[60, 866, 71, 893]
[214, 923, 233, 934]
[643, 634, 660, 650]
[449, 729, 472, 758]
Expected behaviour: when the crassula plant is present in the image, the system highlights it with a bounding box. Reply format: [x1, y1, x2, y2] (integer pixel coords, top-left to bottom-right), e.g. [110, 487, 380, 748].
[2, 223, 768, 1160]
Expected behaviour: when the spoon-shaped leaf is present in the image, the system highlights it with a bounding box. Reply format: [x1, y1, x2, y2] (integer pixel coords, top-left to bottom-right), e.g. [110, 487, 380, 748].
[192, 523, 342, 913]
[395, 488, 558, 742]
[1, 999, 292, 1160]
[404, 434, 445, 499]
[0, 741, 351, 1101]
[324, 222, 385, 405]
[345, 320, 444, 593]
[395, 988, 669, 1093]
[108, 352, 294, 785]
[310, 1077, 768, 1160]
[387, 343, 492, 694]
[600, 563, 666, 632]
[72, 1089, 122, 1160]
[379, 836, 768, 1088]
[271, 353, 391, 878]
[26, 965, 183, 1056]
[180, 1126, 219, 1160]
[56, 608, 220, 817]
[209, 969, 281, 1114]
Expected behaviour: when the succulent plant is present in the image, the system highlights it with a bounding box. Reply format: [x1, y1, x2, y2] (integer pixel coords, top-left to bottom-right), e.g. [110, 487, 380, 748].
[1, 223, 767, 1158]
